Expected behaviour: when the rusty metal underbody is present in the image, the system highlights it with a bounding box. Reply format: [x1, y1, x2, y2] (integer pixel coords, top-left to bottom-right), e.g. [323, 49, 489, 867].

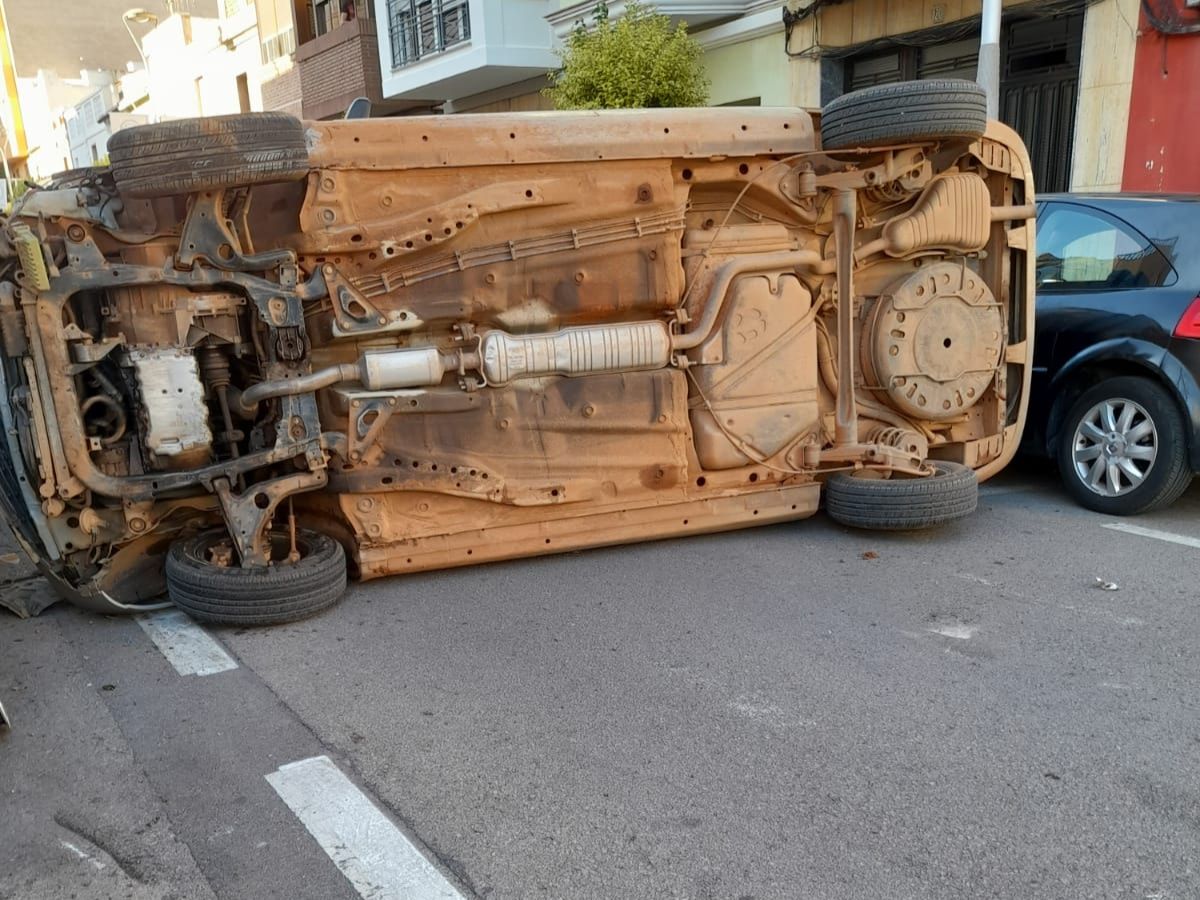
[0, 108, 1036, 612]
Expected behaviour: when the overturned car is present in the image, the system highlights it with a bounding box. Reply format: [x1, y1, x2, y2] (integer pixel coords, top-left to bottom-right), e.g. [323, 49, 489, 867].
[0, 80, 1035, 624]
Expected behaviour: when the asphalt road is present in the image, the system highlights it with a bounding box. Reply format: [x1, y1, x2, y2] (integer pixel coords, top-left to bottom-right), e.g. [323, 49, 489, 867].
[3, 458, 1199, 900]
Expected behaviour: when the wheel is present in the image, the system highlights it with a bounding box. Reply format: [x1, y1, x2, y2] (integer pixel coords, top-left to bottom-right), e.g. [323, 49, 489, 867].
[825, 460, 978, 530]
[820, 79, 988, 151]
[107, 112, 309, 198]
[1056, 377, 1193, 515]
[46, 165, 109, 189]
[165, 528, 347, 626]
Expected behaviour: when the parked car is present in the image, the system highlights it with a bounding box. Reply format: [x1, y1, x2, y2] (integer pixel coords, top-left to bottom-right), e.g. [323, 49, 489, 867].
[0, 80, 1036, 625]
[1025, 193, 1200, 514]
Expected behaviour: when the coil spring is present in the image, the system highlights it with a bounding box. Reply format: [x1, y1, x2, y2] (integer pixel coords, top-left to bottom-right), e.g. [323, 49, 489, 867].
[868, 426, 924, 456]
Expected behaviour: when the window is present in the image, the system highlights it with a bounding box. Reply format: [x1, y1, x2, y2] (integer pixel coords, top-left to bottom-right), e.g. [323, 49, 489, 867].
[236, 74, 251, 113]
[1036, 204, 1175, 290]
[260, 27, 297, 64]
[90, 143, 99, 163]
[313, 0, 335, 36]
[387, 0, 471, 69]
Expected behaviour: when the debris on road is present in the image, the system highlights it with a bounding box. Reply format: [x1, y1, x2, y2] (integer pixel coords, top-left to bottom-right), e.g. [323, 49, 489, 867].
[1094, 577, 1120, 591]
[861, 550, 879, 560]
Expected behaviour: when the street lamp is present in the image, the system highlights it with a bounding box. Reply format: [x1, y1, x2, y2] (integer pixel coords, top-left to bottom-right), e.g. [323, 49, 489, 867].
[122, 8, 158, 72]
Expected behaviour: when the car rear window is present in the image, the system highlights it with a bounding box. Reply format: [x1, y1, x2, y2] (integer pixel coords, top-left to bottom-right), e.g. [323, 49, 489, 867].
[1036, 203, 1175, 290]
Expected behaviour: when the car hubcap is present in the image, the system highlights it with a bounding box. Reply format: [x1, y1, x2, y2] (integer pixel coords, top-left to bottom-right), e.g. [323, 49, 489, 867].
[1071, 398, 1157, 498]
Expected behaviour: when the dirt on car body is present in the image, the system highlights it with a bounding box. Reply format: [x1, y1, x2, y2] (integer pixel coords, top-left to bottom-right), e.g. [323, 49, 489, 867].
[0, 80, 1035, 623]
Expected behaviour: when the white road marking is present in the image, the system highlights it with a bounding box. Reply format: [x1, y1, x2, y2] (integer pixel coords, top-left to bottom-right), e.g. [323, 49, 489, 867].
[266, 755, 464, 900]
[1103, 522, 1200, 550]
[929, 624, 977, 640]
[135, 609, 238, 677]
[60, 840, 106, 871]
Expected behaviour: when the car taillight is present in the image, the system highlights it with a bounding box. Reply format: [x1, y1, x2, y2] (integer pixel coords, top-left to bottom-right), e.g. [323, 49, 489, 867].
[1174, 296, 1200, 338]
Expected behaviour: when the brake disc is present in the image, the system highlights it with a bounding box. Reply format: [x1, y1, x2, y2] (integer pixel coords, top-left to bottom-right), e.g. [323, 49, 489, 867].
[865, 261, 1004, 421]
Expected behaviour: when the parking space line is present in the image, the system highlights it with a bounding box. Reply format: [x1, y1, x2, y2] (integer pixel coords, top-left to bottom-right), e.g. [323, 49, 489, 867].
[266, 755, 465, 900]
[134, 609, 238, 677]
[1102, 522, 1200, 550]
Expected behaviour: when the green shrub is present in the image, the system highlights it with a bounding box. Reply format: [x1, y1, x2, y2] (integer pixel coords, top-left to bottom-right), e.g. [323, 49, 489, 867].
[546, 2, 709, 110]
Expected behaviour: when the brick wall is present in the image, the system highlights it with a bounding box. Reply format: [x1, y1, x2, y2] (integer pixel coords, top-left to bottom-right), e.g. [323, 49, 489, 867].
[261, 66, 303, 119]
[297, 17, 382, 121]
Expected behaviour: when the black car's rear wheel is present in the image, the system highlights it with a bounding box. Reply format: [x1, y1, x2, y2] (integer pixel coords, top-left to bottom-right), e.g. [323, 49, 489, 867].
[166, 528, 347, 626]
[1056, 376, 1192, 515]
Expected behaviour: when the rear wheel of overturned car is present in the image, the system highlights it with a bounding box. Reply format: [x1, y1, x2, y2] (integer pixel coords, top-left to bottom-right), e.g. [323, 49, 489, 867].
[107, 112, 309, 198]
[824, 460, 979, 530]
[819, 79, 988, 152]
[1056, 376, 1192, 516]
[165, 528, 347, 626]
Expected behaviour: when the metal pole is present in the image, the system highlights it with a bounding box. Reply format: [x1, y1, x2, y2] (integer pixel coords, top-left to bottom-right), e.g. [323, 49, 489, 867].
[977, 0, 1001, 119]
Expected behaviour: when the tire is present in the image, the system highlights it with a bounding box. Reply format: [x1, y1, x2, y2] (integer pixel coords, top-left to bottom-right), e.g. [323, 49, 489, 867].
[825, 460, 978, 530]
[820, 79, 988, 151]
[166, 528, 347, 626]
[1055, 376, 1193, 515]
[46, 165, 109, 189]
[107, 112, 309, 198]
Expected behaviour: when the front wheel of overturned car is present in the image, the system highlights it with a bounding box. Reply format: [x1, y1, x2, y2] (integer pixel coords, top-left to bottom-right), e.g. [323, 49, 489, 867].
[824, 460, 979, 530]
[165, 528, 347, 626]
[107, 112, 309, 198]
[1056, 377, 1193, 516]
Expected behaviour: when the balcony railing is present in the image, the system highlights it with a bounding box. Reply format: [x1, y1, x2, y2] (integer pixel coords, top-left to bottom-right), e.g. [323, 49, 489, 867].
[386, 0, 471, 70]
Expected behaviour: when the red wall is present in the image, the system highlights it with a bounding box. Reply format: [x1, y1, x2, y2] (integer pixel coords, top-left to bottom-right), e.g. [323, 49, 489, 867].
[1122, 2, 1200, 192]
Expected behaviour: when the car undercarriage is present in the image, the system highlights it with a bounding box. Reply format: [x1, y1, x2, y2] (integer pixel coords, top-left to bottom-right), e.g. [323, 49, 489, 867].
[0, 81, 1036, 623]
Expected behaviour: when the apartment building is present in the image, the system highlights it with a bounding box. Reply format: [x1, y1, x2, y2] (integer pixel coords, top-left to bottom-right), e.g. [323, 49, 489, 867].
[361, 0, 1197, 195]
[253, 0, 432, 119]
[0, 0, 143, 179]
[137, 0, 266, 122]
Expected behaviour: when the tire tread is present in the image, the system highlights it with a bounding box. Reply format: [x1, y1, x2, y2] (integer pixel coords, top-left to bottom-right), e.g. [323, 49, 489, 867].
[820, 79, 987, 151]
[825, 461, 979, 530]
[165, 528, 347, 626]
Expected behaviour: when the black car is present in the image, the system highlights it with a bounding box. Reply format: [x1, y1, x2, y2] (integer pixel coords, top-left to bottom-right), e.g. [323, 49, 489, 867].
[1026, 193, 1200, 514]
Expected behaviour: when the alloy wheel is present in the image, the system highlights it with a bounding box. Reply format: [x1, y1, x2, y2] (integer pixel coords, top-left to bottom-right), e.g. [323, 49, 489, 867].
[1071, 397, 1158, 498]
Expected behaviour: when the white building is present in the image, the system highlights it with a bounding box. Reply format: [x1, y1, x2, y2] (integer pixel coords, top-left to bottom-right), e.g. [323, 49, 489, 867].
[369, 1, 784, 114]
[66, 82, 117, 168]
[138, 0, 264, 122]
[17, 69, 113, 179]
[377, 0, 558, 112]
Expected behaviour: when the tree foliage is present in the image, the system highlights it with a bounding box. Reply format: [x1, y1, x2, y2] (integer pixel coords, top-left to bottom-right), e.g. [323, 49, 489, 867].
[546, 2, 709, 110]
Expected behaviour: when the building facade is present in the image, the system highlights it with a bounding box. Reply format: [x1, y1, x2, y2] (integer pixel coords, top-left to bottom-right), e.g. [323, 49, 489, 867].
[0, 0, 145, 180]
[139, 2, 266, 122]
[0, 0, 271, 182]
[361, 0, 1198, 195]
[66, 80, 118, 168]
[1121, 0, 1200, 192]
[253, 0, 431, 119]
